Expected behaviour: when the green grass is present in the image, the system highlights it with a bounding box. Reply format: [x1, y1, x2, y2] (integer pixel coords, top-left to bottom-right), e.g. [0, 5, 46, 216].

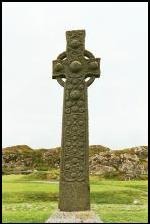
[2, 175, 148, 223]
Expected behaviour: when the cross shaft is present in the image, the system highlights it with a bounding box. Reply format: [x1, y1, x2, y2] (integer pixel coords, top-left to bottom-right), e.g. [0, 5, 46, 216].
[52, 30, 100, 211]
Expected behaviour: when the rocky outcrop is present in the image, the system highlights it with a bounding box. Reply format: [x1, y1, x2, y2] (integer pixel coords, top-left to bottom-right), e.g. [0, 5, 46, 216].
[2, 145, 148, 180]
[89, 146, 148, 180]
[2, 145, 61, 174]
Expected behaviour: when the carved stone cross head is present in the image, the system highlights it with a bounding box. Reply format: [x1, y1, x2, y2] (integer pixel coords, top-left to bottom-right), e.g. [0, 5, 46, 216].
[52, 30, 100, 87]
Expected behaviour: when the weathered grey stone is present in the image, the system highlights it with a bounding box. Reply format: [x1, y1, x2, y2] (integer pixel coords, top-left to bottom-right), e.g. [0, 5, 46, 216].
[46, 210, 103, 223]
[52, 30, 100, 211]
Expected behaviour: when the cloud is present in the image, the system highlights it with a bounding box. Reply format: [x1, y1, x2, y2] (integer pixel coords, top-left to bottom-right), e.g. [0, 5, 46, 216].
[2, 2, 148, 149]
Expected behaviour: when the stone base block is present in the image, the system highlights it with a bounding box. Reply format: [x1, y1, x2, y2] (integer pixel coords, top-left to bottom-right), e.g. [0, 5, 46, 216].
[46, 210, 103, 223]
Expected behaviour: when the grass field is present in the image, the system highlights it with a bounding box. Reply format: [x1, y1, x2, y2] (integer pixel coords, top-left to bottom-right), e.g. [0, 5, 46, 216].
[2, 175, 148, 223]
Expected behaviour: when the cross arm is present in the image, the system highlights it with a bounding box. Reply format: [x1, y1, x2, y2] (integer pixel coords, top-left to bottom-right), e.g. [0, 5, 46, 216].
[52, 59, 66, 79]
[84, 58, 100, 79]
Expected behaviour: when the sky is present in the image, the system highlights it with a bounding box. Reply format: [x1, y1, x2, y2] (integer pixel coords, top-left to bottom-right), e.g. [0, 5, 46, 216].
[2, 2, 148, 149]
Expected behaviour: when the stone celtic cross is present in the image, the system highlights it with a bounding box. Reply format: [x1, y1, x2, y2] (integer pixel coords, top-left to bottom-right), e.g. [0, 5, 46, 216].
[52, 30, 100, 211]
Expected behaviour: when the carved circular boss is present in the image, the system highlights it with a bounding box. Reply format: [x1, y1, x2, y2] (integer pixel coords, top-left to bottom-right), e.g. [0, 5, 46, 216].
[55, 50, 97, 87]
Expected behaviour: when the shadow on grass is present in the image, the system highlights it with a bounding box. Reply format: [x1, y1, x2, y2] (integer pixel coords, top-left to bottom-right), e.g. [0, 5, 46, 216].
[4, 189, 146, 205]
[91, 189, 146, 204]
[124, 184, 148, 192]
[3, 192, 58, 204]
